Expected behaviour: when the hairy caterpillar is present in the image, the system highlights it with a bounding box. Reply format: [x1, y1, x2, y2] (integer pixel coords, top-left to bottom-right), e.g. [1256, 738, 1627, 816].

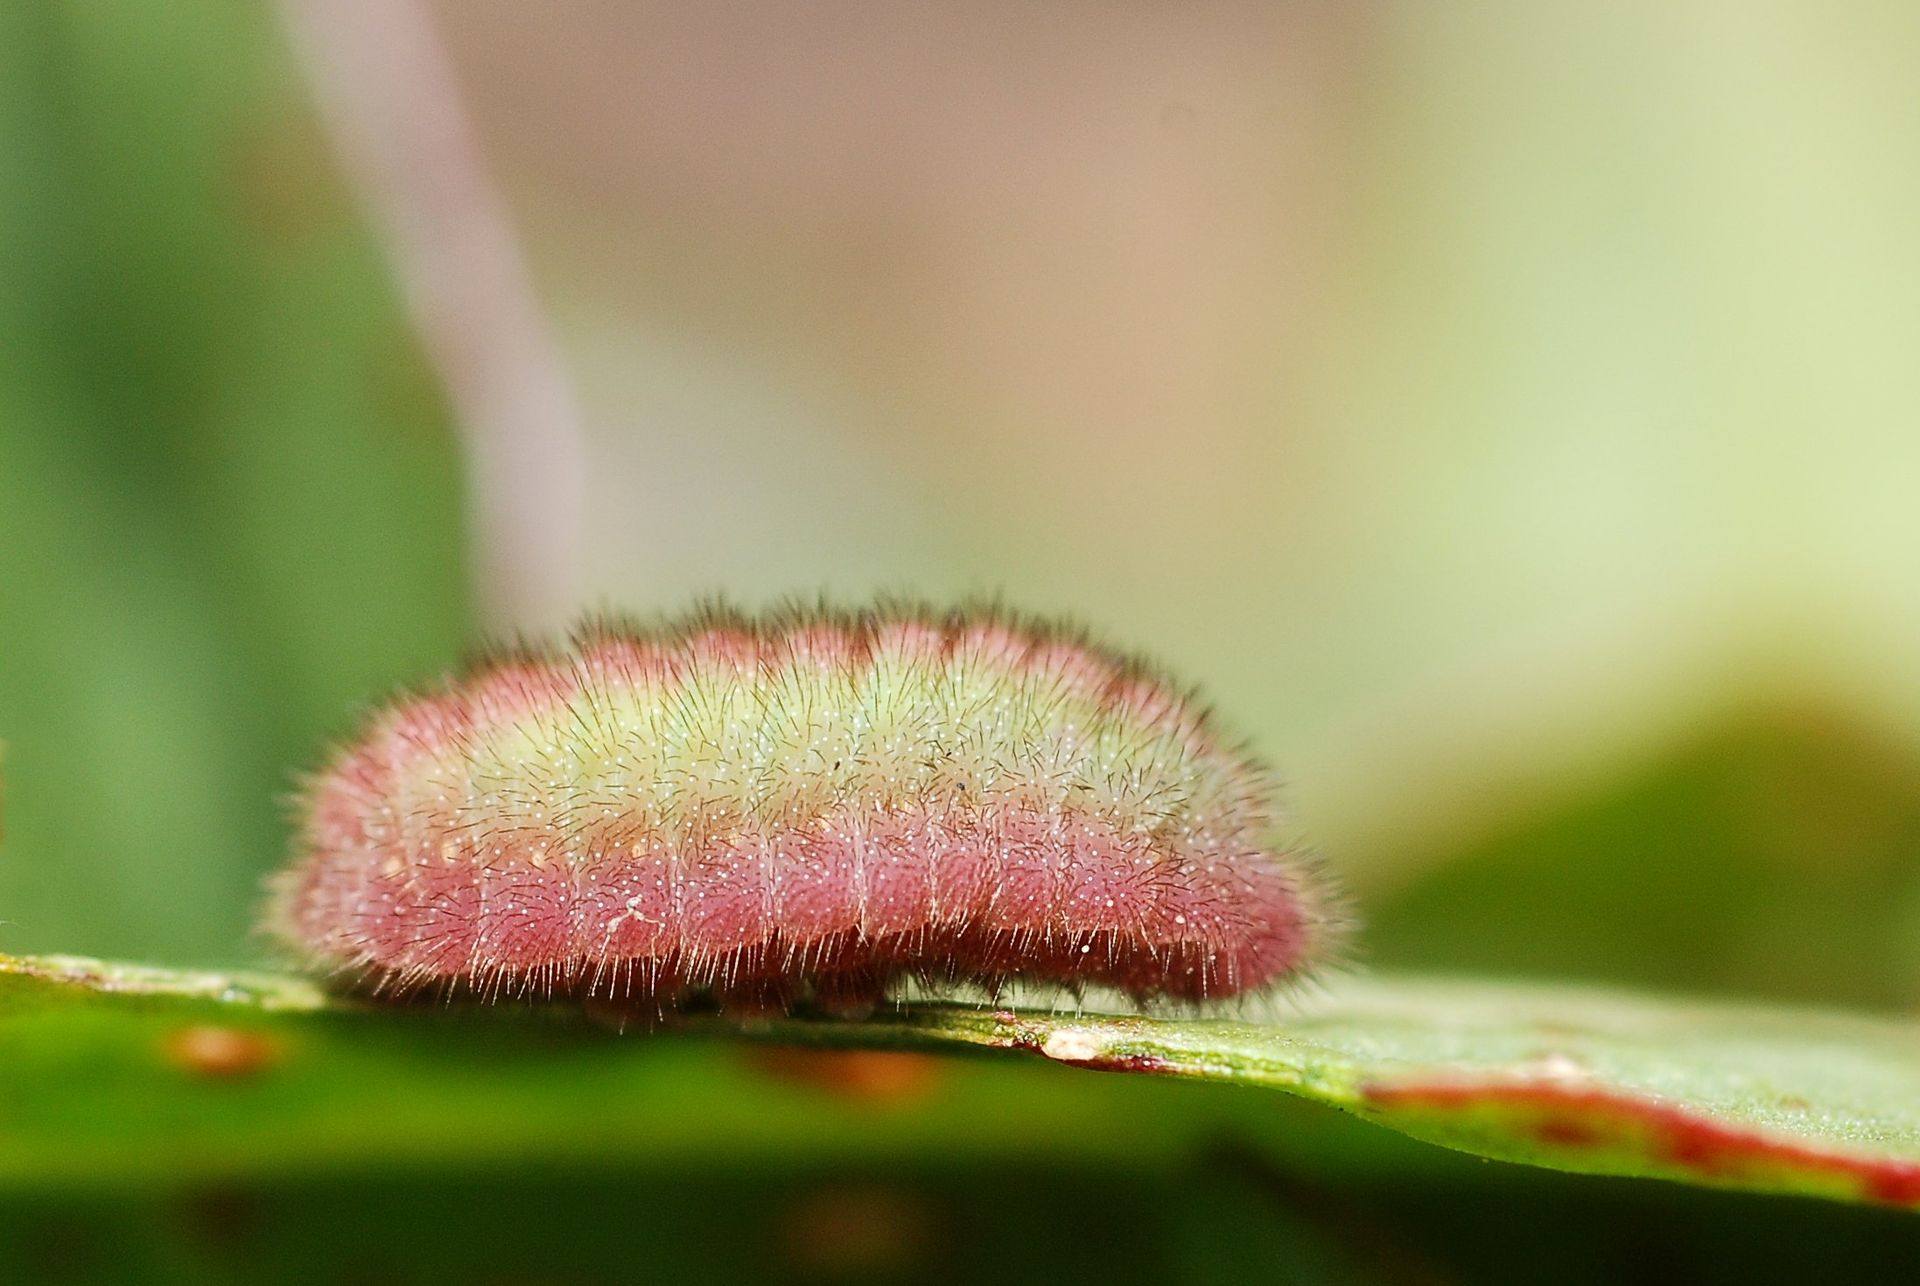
[265, 602, 1345, 1013]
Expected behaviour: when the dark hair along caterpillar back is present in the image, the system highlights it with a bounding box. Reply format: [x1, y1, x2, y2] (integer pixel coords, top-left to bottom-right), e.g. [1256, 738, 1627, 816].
[265, 602, 1346, 1014]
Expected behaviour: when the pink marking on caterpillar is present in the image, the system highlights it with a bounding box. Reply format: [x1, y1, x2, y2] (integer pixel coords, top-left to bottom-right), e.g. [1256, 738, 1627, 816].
[264, 602, 1345, 1012]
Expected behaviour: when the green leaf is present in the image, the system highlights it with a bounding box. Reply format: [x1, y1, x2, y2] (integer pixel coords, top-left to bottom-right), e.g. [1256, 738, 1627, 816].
[0, 1, 470, 966]
[3, 954, 1917, 1210]
[1363, 705, 1920, 1011]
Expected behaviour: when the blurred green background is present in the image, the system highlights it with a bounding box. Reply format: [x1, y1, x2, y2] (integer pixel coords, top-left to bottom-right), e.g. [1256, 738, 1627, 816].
[4, 2, 1920, 1280]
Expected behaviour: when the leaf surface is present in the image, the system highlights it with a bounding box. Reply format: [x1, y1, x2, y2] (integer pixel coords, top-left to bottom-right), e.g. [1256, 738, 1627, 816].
[3, 954, 1916, 1209]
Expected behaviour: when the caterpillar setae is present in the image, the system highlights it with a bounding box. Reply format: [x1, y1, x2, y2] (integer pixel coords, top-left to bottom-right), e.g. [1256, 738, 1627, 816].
[264, 601, 1346, 1014]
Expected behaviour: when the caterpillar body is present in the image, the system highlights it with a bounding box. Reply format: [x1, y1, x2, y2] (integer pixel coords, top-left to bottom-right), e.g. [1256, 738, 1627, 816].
[266, 603, 1344, 1013]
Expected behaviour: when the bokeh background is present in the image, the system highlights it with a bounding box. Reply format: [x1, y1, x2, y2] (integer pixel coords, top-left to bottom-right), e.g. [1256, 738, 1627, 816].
[4, 2, 1920, 1280]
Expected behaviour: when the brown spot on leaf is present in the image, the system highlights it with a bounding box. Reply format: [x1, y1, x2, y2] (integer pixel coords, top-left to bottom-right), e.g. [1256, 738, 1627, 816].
[747, 1047, 943, 1103]
[163, 1025, 279, 1080]
[778, 1185, 934, 1276]
[1364, 1079, 1920, 1208]
[1533, 1120, 1602, 1148]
